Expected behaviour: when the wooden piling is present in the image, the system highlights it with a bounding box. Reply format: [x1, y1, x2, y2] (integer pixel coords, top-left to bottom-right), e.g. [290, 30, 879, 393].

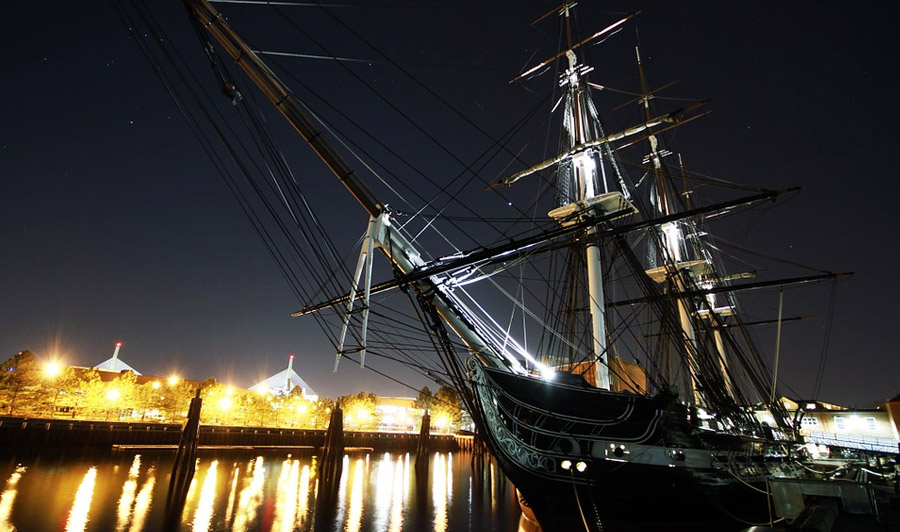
[314, 406, 344, 531]
[318, 406, 344, 489]
[163, 388, 202, 531]
[415, 412, 430, 474]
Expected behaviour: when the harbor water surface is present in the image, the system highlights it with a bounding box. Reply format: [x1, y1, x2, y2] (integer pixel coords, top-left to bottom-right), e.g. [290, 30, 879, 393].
[0, 449, 522, 531]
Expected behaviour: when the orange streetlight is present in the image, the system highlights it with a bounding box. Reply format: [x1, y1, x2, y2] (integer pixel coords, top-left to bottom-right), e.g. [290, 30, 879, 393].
[435, 415, 450, 434]
[106, 389, 120, 421]
[43, 361, 64, 416]
[43, 361, 62, 379]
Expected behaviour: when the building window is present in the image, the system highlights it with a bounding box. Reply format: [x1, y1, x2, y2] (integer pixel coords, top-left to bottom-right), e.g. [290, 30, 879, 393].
[865, 417, 877, 431]
[833, 416, 845, 430]
[801, 417, 818, 427]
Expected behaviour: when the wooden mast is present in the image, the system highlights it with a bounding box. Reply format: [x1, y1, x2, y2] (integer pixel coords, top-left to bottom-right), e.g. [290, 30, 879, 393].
[183, 0, 517, 373]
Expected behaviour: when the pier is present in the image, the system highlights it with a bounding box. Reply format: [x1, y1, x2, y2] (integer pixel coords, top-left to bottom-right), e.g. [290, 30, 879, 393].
[0, 416, 462, 452]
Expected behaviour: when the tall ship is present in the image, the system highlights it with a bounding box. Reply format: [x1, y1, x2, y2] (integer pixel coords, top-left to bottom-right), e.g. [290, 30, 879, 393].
[137, 1, 850, 529]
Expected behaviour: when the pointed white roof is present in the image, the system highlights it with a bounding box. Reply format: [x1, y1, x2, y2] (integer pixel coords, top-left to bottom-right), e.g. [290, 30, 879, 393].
[249, 357, 317, 398]
[94, 357, 142, 375]
[93, 341, 141, 375]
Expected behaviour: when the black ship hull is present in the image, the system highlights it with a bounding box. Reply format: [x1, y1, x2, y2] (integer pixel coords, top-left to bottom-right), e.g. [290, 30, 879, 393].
[468, 359, 802, 531]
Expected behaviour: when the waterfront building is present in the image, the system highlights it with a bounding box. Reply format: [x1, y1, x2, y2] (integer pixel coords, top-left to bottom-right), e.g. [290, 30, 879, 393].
[766, 397, 900, 455]
[69, 365, 201, 388]
[93, 341, 141, 375]
[248, 355, 318, 400]
[375, 397, 418, 432]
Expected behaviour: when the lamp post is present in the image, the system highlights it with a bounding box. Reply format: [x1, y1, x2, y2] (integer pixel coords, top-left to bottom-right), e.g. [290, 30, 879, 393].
[354, 407, 370, 431]
[43, 361, 63, 417]
[296, 402, 308, 428]
[106, 388, 120, 421]
[218, 396, 232, 424]
[435, 415, 450, 434]
[272, 399, 282, 427]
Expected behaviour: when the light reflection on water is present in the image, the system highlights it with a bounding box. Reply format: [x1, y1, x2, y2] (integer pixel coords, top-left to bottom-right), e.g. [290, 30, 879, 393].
[0, 449, 521, 531]
[345, 458, 365, 532]
[297, 464, 311, 527]
[372, 454, 391, 531]
[116, 455, 141, 532]
[225, 463, 239, 525]
[271, 457, 298, 532]
[191, 460, 219, 531]
[388, 456, 403, 532]
[66, 466, 97, 532]
[432, 453, 447, 532]
[0, 465, 25, 530]
[129, 469, 155, 532]
[232, 456, 266, 532]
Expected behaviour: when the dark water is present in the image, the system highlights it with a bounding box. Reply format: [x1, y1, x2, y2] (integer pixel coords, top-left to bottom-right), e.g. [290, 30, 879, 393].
[0, 449, 522, 531]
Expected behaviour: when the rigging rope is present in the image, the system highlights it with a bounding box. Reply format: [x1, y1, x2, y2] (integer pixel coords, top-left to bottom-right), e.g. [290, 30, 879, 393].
[115, 0, 466, 397]
[812, 280, 838, 399]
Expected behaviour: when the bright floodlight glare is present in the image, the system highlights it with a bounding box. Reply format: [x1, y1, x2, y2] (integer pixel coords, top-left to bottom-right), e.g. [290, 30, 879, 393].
[168, 376, 179, 386]
[529, 361, 556, 381]
[44, 362, 62, 379]
[152, 381, 161, 389]
[107, 389, 120, 401]
[576, 461, 587, 472]
[560, 460, 572, 470]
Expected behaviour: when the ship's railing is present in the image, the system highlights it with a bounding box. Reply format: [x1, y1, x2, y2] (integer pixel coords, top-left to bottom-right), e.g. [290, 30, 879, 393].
[804, 430, 900, 454]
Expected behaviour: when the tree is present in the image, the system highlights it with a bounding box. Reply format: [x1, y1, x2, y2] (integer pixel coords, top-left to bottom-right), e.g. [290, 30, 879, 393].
[415, 386, 435, 412]
[199, 377, 219, 392]
[95, 371, 137, 420]
[76, 369, 108, 420]
[42, 366, 82, 416]
[0, 351, 41, 415]
[243, 392, 272, 426]
[283, 388, 316, 428]
[339, 392, 378, 430]
[134, 380, 170, 422]
[432, 385, 462, 433]
[311, 397, 335, 429]
[198, 379, 240, 425]
[160, 380, 195, 423]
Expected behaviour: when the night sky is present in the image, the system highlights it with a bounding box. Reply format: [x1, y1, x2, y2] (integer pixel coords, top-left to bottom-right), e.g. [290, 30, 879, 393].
[2, 1, 898, 406]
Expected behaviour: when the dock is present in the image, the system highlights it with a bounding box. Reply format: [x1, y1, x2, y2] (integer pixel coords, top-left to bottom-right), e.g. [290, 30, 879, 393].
[0, 416, 461, 452]
[111, 444, 374, 452]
